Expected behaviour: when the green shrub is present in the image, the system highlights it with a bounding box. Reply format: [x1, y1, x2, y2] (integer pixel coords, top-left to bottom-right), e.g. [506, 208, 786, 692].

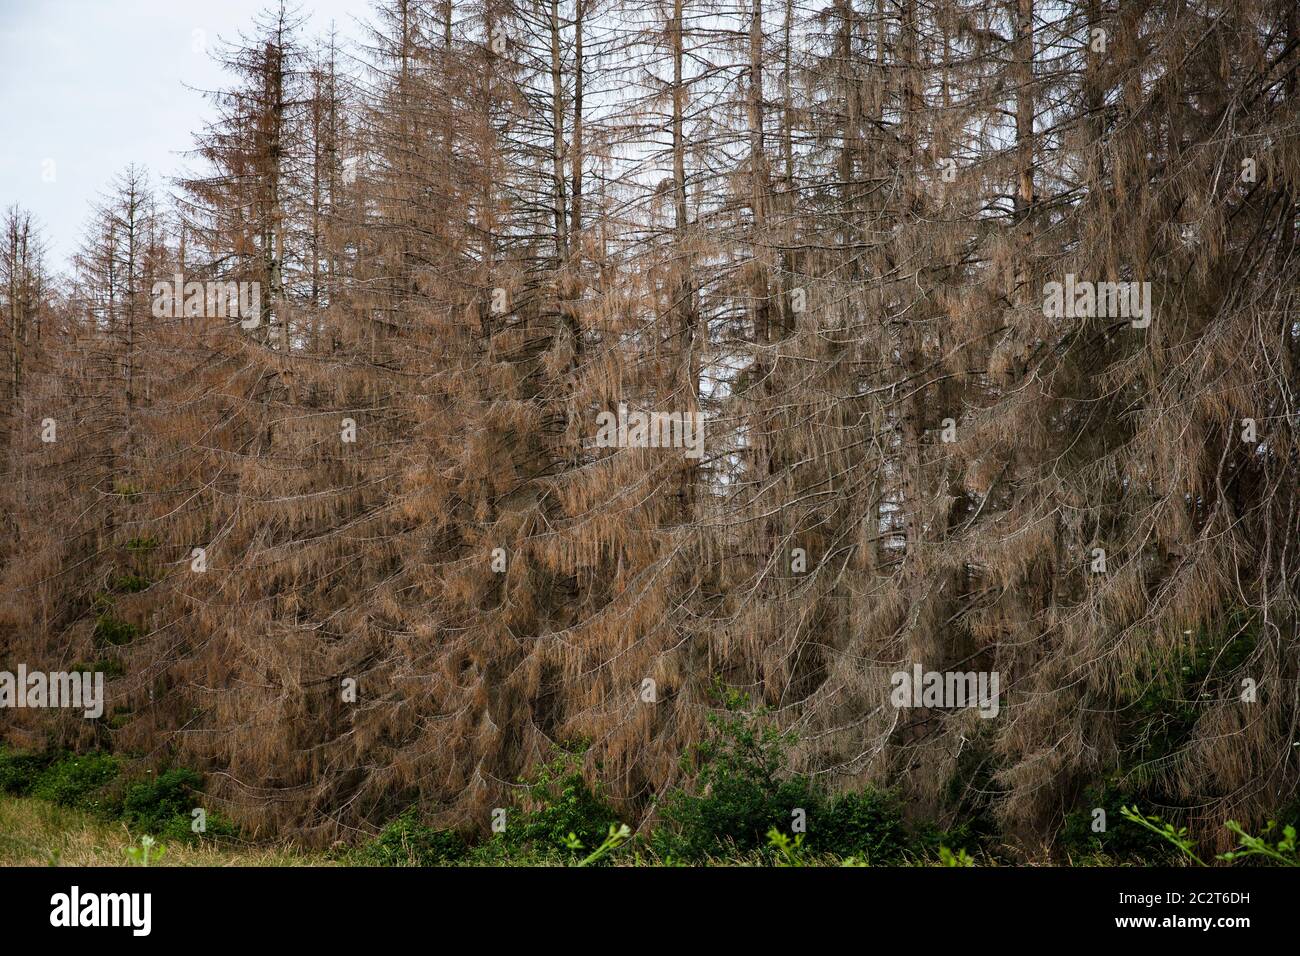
[653, 692, 820, 861]
[122, 768, 200, 825]
[652, 686, 967, 863]
[354, 748, 622, 867]
[30, 752, 121, 813]
[910, 818, 980, 858]
[122, 767, 237, 842]
[1059, 783, 1179, 862]
[355, 808, 469, 866]
[122, 769, 190, 833]
[12, 752, 234, 842]
[0, 748, 55, 796]
[494, 748, 624, 862]
[809, 789, 912, 863]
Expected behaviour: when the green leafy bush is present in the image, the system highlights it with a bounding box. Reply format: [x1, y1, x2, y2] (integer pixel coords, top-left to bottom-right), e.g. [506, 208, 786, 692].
[30, 752, 121, 813]
[810, 790, 913, 863]
[354, 808, 468, 866]
[909, 818, 980, 858]
[3, 750, 234, 842]
[491, 748, 624, 862]
[1060, 785, 1178, 862]
[652, 687, 966, 863]
[652, 693, 820, 861]
[357, 749, 622, 866]
[122, 768, 201, 830]
[0, 748, 55, 796]
[120, 767, 234, 842]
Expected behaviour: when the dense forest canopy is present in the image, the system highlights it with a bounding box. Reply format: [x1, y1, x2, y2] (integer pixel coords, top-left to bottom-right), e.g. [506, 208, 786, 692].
[1, 0, 1297, 857]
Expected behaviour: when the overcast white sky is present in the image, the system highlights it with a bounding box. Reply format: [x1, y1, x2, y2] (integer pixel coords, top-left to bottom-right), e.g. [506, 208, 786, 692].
[0, 0, 365, 273]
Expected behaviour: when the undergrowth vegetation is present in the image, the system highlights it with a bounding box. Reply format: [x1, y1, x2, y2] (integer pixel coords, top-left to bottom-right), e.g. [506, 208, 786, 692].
[4, 692, 1296, 868]
[0, 747, 235, 847]
[343, 692, 1288, 867]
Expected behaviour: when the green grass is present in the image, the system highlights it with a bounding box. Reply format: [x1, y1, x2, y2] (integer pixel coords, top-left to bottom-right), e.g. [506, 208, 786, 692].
[0, 795, 322, 867]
